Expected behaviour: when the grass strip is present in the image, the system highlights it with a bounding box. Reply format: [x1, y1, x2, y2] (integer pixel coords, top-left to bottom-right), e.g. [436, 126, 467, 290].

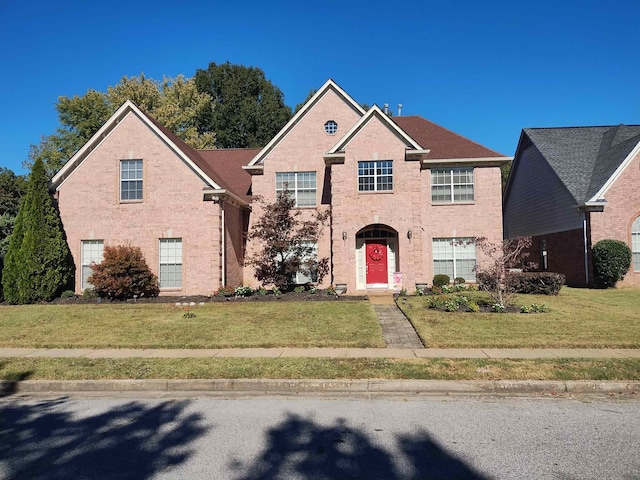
[2, 358, 639, 381]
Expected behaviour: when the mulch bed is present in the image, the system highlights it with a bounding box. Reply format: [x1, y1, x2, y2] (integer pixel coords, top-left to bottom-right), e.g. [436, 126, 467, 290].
[48, 290, 368, 305]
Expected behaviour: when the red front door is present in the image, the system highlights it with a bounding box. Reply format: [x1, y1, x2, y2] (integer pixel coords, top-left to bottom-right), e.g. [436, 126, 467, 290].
[366, 241, 388, 285]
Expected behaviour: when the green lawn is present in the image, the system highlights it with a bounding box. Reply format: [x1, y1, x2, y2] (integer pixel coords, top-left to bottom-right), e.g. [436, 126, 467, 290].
[0, 301, 385, 349]
[398, 287, 640, 348]
[2, 357, 639, 381]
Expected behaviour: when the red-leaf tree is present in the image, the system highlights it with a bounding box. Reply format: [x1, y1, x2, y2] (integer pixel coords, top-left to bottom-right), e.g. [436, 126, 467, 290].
[247, 192, 329, 291]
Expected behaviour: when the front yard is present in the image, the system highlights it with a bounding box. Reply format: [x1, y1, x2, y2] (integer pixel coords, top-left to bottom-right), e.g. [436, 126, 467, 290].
[0, 301, 385, 349]
[398, 287, 640, 348]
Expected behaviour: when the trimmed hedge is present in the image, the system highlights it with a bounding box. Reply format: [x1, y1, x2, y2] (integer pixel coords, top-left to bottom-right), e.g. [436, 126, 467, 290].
[592, 239, 632, 288]
[477, 271, 565, 295]
[507, 272, 565, 295]
[432, 274, 450, 287]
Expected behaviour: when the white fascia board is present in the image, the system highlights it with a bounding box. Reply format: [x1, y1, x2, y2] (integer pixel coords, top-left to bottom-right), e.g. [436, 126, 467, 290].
[52, 100, 222, 191]
[202, 188, 249, 207]
[51, 100, 135, 189]
[242, 164, 264, 175]
[421, 156, 513, 166]
[326, 105, 423, 154]
[247, 79, 365, 167]
[587, 140, 640, 202]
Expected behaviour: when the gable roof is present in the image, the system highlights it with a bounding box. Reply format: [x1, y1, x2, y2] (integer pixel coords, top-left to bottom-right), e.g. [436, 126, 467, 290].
[393, 116, 505, 160]
[51, 100, 251, 206]
[325, 104, 427, 156]
[245, 79, 365, 171]
[519, 125, 640, 204]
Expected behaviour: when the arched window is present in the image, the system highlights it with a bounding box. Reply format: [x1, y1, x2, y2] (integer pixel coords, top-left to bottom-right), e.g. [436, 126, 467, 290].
[633, 216, 640, 272]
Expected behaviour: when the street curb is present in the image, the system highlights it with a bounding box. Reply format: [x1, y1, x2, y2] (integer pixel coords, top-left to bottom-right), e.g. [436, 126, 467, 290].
[2, 379, 640, 395]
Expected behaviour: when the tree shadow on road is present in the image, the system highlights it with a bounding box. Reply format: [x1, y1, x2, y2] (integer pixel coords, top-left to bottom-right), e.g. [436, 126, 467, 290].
[231, 412, 487, 480]
[0, 397, 208, 479]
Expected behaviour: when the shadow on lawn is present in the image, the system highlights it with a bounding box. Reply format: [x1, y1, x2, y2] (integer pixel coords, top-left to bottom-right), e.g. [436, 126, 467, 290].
[0, 398, 208, 479]
[231, 413, 487, 480]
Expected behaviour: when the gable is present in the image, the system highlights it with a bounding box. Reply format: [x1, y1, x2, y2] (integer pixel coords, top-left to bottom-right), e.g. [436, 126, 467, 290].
[245, 79, 365, 171]
[522, 125, 640, 205]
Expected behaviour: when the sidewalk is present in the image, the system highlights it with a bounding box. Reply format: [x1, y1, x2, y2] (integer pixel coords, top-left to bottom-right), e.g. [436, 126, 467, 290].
[1, 347, 640, 359]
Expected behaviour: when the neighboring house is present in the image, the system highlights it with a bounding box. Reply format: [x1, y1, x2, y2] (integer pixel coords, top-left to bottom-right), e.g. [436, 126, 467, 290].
[503, 125, 640, 287]
[244, 80, 510, 293]
[53, 79, 510, 295]
[51, 100, 259, 295]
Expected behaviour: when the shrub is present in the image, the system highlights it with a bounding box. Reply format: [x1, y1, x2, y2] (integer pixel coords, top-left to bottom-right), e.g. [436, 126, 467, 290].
[325, 286, 336, 296]
[82, 288, 97, 300]
[255, 286, 268, 295]
[432, 274, 450, 288]
[454, 277, 466, 285]
[88, 245, 159, 300]
[215, 286, 235, 297]
[234, 285, 253, 297]
[592, 239, 632, 288]
[60, 290, 75, 298]
[506, 272, 565, 295]
[293, 285, 305, 293]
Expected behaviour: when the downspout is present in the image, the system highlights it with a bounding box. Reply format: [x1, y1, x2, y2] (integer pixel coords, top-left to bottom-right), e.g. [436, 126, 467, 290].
[221, 200, 226, 287]
[583, 211, 589, 286]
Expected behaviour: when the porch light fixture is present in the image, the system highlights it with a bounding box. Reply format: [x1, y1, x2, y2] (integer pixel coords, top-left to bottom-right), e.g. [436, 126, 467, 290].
[342, 231, 347, 240]
[407, 229, 413, 240]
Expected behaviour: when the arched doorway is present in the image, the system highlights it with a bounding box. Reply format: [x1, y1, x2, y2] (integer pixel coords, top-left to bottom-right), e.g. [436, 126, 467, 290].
[355, 225, 398, 289]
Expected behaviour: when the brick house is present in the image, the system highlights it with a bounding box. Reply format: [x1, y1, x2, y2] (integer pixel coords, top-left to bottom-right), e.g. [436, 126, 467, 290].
[53, 79, 510, 295]
[244, 80, 509, 293]
[503, 125, 640, 286]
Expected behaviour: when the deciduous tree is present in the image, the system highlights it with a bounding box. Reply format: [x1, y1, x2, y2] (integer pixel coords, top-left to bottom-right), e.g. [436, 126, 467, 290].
[194, 62, 292, 148]
[247, 193, 329, 290]
[474, 236, 536, 309]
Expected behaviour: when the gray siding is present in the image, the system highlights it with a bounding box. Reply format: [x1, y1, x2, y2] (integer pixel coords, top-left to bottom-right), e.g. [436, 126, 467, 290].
[504, 145, 583, 238]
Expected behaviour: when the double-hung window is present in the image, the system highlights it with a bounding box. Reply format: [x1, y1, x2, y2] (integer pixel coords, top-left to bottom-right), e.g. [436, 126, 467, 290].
[159, 238, 182, 288]
[81, 240, 104, 289]
[633, 216, 640, 272]
[120, 159, 143, 201]
[358, 160, 393, 192]
[431, 167, 474, 203]
[275, 172, 316, 207]
[294, 241, 319, 284]
[432, 238, 476, 281]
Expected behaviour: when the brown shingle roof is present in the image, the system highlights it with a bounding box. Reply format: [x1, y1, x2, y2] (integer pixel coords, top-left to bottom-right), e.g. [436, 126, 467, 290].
[138, 108, 256, 202]
[393, 116, 504, 159]
[197, 149, 260, 202]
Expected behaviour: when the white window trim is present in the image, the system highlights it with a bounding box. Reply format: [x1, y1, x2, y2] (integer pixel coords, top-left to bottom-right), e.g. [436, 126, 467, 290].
[81, 240, 104, 290]
[159, 238, 182, 289]
[120, 159, 143, 202]
[275, 171, 317, 207]
[431, 167, 474, 203]
[632, 216, 640, 272]
[432, 237, 477, 282]
[358, 160, 393, 192]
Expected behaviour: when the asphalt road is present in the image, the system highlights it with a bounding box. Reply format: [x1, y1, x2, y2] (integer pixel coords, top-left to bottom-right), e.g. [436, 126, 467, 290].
[1, 394, 639, 479]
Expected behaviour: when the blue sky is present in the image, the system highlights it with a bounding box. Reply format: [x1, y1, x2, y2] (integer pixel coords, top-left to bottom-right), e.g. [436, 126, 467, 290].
[1, 0, 638, 175]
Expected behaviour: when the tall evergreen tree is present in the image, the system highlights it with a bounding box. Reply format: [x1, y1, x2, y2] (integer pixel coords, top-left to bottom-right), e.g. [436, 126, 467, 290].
[2, 158, 72, 303]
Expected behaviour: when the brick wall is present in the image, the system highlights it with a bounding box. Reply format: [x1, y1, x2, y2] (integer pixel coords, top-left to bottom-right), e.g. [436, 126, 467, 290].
[57, 112, 222, 295]
[590, 149, 640, 286]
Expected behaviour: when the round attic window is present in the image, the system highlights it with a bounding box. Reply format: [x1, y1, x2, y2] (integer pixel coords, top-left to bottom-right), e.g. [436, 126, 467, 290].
[324, 120, 338, 135]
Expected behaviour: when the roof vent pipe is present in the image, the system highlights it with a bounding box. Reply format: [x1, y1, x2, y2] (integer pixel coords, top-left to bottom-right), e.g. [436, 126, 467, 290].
[384, 103, 389, 115]
[398, 104, 402, 116]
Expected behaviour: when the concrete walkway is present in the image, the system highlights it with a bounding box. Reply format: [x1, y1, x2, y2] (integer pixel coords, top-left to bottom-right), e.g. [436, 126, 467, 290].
[1, 347, 639, 359]
[368, 294, 425, 349]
